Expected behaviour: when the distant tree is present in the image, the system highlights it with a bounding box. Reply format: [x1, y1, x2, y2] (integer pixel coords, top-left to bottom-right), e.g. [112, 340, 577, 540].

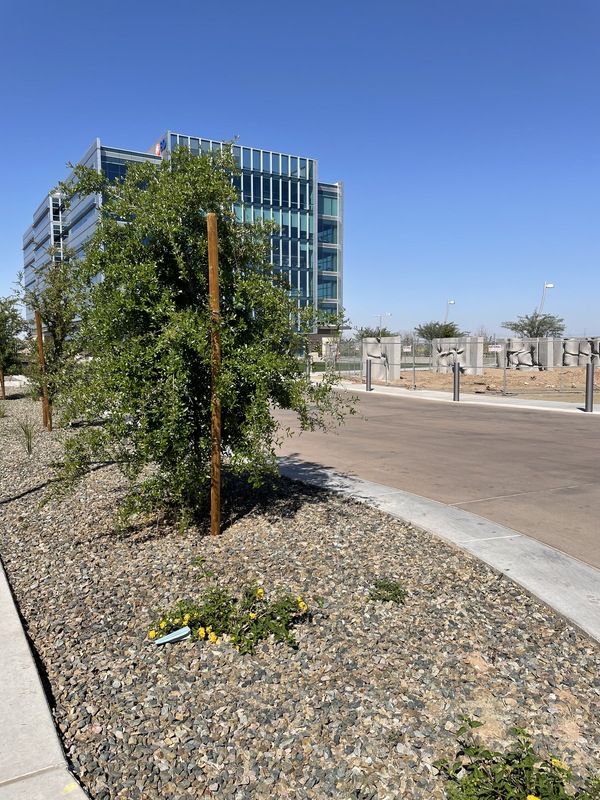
[357, 325, 396, 339]
[18, 247, 81, 411]
[414, 321, 468, 341]
[0, 296, 26, 399]
[501, 312, 565, 338]
[474, 325, 495, 342]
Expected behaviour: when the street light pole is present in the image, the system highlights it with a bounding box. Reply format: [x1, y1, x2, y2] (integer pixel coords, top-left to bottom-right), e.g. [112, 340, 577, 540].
[444, 300, 455, 324]
[375, 312, 391, 337]
[538, 282, 554, 314]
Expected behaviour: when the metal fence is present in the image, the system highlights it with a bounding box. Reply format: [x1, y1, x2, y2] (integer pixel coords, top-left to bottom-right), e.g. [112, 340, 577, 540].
[315, 336, 600, 407]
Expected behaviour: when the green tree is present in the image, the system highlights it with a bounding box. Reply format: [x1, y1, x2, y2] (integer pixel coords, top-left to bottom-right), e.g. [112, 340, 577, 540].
[356, 325, 396, 339]
[18, 248, 81, 408]
[0, 296, 26, 399]
[414, 321, 468, 340]
[502, 311, 565, 338]
[55, 145, 353, 522]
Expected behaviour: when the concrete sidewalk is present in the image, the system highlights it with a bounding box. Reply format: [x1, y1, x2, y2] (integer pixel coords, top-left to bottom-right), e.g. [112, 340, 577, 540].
[1, 376, 89, 799]
[1, 380, 599, 798]
[0, 559, 89, 799]
[331, 375, 600, 414]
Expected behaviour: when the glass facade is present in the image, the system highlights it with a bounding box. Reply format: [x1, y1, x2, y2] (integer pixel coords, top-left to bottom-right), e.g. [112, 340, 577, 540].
[24, 132, 343, 323]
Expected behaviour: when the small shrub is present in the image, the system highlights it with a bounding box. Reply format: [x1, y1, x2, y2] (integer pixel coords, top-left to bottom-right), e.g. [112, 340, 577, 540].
[369, 577, 407, 605]
[18, 418, 36, 455]
[434, 716, 600, 799]
[149, 582, 310, 654]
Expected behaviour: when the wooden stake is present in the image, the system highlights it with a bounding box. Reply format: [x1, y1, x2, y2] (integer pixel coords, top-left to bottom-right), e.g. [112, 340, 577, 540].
[0, 367, 5, 401]
[207, 213, 221, 535]
[35, 309, 52, 431]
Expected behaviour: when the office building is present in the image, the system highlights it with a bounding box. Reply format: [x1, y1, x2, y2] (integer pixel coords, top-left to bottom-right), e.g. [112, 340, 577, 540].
[23, 132, 343, 322]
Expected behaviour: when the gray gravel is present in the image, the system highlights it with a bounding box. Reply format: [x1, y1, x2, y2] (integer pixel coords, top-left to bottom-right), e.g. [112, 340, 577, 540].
[1, 392, 599, 799]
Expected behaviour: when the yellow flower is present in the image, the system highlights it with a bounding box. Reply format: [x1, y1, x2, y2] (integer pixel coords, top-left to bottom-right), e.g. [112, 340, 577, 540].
[209, 631, 218, 643]
[206, 625, 213, 633]
[526, 795, 541, 800]
[256, 588, 265, 599]
[296, 597, 308, 612]
[174, 618, 180, 625]
[159, 621, 167, 629]
[183, 614, 190, 624]
[148, 630, 157, 639]
[551, 758, 567, 770]
[249, 612, 257, 620]
[198, 627, 206, 639]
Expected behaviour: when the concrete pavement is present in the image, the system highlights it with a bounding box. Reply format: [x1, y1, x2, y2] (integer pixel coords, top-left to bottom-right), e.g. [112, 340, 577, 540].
[277, 379, 600, 569]
[1, 380, 599, 798]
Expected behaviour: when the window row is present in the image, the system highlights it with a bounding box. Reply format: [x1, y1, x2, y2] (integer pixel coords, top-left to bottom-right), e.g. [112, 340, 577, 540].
[270, 240, 314, 268]
[233, 174, 313, 210]
[273, 267, 313, 296]
[170, 135, 314, 179]
[234, 205, 314, 238]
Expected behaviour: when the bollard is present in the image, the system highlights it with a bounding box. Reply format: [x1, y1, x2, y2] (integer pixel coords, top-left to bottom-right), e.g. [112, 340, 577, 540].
[585, 362, 594, 412]
[366, 359, 372, 392]
[453, 360, 460, 402]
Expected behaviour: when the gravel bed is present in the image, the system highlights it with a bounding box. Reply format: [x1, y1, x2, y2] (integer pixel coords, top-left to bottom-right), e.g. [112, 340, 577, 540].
[1, 391, 599, 799]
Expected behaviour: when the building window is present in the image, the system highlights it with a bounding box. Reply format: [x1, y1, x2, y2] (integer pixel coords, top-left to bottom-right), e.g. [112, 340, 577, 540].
[262, 176, 271, 203]
[318, 276, 338, 300]
[318, 248, 338, 272]
[318, 191, 338, 217]
[318, 219, 338, 244]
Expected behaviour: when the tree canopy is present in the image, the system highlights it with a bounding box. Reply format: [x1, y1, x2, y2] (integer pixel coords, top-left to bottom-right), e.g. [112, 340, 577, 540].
[55, 145, 352, 522]
[414, 321, 468, 340]
[356, 325, 396, 339]
[501, 312, 565, 338]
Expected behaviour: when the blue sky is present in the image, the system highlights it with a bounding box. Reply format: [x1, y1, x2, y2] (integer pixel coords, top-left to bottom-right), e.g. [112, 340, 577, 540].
[1, 0, 598, 337]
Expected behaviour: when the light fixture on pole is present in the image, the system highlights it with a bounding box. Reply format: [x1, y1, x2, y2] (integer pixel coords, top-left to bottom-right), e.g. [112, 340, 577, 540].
[538, 282, 554, 314]
[375, 312, 392, 337]
[444, 300, 455, 324]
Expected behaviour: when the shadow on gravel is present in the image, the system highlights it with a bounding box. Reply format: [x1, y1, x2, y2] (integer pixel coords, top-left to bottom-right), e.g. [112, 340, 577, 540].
[220, 470, 328, 530]
[99, 468, 331, 544]
[0, 480, 56, 506]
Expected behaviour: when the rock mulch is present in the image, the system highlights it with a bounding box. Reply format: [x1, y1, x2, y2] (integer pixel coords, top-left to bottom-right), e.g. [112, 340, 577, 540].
[1, 392, 599, 799]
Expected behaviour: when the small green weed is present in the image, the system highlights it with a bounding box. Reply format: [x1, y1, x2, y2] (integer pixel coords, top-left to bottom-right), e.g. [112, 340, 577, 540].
[434, 716, 600, 799]
[149, 582, 310, 654]
[18, 418, 36, 455]
[369, 577, 407, 605]
[190, 555, 215, 578]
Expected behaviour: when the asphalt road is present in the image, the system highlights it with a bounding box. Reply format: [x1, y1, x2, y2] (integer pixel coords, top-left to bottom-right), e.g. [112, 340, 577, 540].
[275, 392, 600, 570]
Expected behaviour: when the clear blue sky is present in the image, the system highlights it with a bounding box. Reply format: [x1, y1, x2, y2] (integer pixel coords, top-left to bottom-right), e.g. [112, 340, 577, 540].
[1, 0, 598, 337]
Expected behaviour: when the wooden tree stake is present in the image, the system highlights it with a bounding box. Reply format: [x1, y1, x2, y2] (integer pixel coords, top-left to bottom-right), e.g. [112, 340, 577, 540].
[207, 213, 221, 535]
[35, 309, 52, 431]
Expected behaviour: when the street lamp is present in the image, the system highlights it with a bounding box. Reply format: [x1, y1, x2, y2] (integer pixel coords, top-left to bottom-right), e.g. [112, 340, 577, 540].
[538, 282, 554, 314]
[375, 312, 391, 337]
[444, 300, 455, 324]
